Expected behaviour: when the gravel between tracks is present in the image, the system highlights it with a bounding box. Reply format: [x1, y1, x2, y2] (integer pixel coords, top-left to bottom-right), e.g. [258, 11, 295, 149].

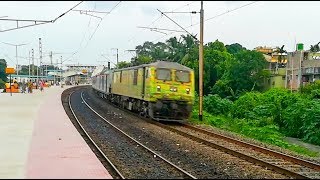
[190, 121, 320, 165]
[79, 86, 289, 179]
[69, 90, 191, 179]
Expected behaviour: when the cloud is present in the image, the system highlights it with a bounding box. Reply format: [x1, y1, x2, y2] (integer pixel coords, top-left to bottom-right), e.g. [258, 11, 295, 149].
[0, 1, 320, 68]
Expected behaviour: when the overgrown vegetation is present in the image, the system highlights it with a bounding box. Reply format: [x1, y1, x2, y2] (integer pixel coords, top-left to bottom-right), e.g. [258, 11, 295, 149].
[191, 88, 320, 157]
[0, 59, 8, 89]
[130, 35, 320, 157]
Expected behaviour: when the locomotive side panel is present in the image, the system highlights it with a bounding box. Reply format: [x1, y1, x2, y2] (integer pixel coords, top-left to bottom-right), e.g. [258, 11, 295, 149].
[111, 68, 146, 100]
[92, 61, 195, 122]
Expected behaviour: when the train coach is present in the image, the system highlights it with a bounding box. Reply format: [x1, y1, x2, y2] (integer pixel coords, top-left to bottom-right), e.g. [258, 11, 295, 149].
[92, 61, 195, 122]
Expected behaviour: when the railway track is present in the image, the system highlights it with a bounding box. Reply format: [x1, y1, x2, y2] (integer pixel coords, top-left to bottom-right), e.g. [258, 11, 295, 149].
[89, 88, 320, 179]
[67, 89, 197, 179]
[155, 123, 320, 179]
[66, 90, 125, 179]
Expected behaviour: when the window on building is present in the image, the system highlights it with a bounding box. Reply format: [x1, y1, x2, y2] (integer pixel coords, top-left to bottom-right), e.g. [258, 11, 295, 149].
[282, 76, 286, 80]
[133, 69, 138, 85]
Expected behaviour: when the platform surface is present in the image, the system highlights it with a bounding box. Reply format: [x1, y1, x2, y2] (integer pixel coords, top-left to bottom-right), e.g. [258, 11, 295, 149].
[0, 85, 112, 178]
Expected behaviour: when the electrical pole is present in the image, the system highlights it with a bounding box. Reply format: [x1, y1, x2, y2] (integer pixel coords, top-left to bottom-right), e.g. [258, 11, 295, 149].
[29, 50, 31, 78]
[39, 38, 42, 79]
[298, 50, 303, 90]
[116, 48, 118, 66]
[56, 58, 58, 85]
[60, 56, 63, 86]
[1, 42, 28, 77]
[32, 49, 34, 76]
[111, 48, 119, 67]
[50, 51, 53, 65]
[50, 51, 54, 84]
[15, 46, 18, 76]
[199, 1, 204, 121]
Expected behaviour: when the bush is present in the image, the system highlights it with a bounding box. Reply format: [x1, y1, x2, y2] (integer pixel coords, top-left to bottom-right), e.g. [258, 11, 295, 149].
[0, 78, 5, 89]
[300, 80, 320, 96]
[302, 100, 320, 145]
[259, 88, 304, 126]
[281, 99, 309, 138]
[203, 94, 233, 116]
[231, 91, 262, 119]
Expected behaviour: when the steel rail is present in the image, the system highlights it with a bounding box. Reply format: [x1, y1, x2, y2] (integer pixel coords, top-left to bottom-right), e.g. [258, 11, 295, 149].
[182, 124, 320, 171]
[88, 89, 311, 179]
[153, 122, 310, 179]
[80, 91, 197, 179]
[68, 91, 125, 179]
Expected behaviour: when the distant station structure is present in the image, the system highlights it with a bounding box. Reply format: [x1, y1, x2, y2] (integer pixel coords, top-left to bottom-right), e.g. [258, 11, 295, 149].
[62, 64, 97, 85]
[9, 64, 97, 86]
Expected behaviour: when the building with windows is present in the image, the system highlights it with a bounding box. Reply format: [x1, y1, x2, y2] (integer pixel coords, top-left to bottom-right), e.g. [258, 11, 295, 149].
[254, 46, 287, 90]
[286, 44, 320, 91]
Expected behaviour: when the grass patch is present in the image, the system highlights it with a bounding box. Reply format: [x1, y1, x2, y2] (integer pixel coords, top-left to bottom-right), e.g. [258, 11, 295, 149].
[190, 108, 319, 157]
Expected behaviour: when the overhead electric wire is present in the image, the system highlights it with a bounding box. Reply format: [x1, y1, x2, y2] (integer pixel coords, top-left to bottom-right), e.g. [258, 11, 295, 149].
[128, 1, 196, 44]
[52, 1, 84, 23]
[128, 10, 163, 43]
[87, 1, 121, 43]
[191, 1, 259, 27]
[171, 1, 197, 12]
[64, 1, 122, 62]
[137, 26, 185, 33]
[157, 9, 197, 40]
[76, 2, 95, 54]
[0, 1, 83, 32]
[152, 1, 259, 43]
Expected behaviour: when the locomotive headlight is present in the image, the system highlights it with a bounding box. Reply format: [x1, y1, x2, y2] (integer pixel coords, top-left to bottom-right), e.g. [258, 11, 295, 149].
[173, 87, 177, 92]
[157, 85, 161, 91]
[186, 88, 190, 94]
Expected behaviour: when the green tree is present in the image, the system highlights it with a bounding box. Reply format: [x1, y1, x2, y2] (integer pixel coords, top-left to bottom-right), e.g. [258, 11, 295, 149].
[212, 50, 267, 98]
[166, 37, 182, 62]
[310, 42, 320, 52]
[151, 42, 170, 60]
[19, 65, 30, 75]
[0, 59, 8, 88]
[130, 55, 153, 66]
[273, 45, 287, 71]
[136, 41, 154, 57]
[225, 43, 246, 55]
[203, 40, 232, 95]
[117, 61, 131, 69]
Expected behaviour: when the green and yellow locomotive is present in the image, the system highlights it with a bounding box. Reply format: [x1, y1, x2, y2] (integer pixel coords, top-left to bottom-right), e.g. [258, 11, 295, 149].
[92, 61, 195, 122]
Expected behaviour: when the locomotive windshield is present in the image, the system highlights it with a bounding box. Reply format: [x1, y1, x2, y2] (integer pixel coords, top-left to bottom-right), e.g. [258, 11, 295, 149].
[175, 70, 190, 83]
[156, 68, 171, 81]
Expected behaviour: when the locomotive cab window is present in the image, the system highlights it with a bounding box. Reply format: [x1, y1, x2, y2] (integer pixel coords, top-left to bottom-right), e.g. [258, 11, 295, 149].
[156, 68, 171, 81]
[175, 70, 190, 83]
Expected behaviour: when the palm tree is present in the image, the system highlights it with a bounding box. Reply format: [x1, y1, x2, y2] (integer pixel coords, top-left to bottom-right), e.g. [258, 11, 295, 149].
[310, 42, 320, 52]
[273, 45, 287, 73]
[166, 37, 178, 58]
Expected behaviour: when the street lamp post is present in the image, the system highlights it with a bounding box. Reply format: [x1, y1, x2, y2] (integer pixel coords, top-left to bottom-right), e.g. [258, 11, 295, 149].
[60, 56, 63, 87]
[1, 42, 28, 77]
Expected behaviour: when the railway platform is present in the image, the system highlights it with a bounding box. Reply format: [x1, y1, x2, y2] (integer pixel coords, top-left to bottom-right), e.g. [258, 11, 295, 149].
[0, 85, 112, 179]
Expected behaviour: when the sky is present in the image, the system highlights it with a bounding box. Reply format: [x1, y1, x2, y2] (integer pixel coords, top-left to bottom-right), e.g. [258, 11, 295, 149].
[0, 1, 319, 69]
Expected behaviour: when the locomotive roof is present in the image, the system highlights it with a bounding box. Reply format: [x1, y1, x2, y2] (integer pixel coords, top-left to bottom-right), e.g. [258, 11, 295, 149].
[113, 61, 192, 72]
[149, 61, 192, 71]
